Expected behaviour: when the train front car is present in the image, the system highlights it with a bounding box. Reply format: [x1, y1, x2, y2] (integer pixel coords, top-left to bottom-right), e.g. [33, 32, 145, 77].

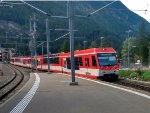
[96, 48, 120, 80]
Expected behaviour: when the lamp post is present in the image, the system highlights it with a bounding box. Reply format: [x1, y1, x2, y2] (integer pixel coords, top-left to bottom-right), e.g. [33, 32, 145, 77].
[46, 18, 50, 73]
[100, 37, 104, 48]
[5, 32, 8, 43]
[83, 40, 87, 50]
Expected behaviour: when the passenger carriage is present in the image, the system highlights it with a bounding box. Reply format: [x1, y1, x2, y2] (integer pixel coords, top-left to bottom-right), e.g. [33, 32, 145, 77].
[59, 48, 119, 79]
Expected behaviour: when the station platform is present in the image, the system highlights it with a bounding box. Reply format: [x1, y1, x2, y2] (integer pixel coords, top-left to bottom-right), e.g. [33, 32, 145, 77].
[0, 72, 150, 113]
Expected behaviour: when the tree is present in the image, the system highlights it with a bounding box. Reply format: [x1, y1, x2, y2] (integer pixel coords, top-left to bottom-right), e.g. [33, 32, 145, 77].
[121, 37, 135, 67]
[136, 21, 150, 65]
[90, 41, 97, 48]
[59, 40, 70, 52]
[75, 42, 82, 50]
[148, 42, 150, 65]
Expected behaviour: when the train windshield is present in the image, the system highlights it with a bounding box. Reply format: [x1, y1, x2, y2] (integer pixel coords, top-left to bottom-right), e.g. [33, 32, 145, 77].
[97, 53, 117, 66]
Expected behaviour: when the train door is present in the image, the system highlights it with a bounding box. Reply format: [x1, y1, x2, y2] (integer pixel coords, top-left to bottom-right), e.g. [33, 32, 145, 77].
[39, 58, 42, 70]
[85, 56, 90, 75]
[62, 58, 68, 73]
[60, 57, 63, 73]
[90, 55, 98, 76]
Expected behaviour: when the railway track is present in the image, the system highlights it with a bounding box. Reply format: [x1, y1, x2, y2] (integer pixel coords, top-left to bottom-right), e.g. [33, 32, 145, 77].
[109, 78, 150, 92]
[0, 65, 25, 102]
[117, 78, 150, 92]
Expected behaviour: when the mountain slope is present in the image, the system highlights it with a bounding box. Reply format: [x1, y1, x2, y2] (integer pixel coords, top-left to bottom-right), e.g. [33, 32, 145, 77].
[0, 1, 150, 54]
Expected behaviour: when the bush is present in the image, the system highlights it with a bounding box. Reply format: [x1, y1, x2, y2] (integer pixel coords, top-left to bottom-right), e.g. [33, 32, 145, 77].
[119, 70, 134, 78]
[141, 71, 150, 81]
[119, 70, 150, 81]
[129, 72, 140, 80]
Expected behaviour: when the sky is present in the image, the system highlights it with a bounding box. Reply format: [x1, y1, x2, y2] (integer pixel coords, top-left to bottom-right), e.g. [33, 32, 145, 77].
[121, 0, 150, 22]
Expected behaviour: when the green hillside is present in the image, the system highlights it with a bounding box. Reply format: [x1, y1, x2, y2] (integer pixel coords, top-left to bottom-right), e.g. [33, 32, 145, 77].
[0, 1, 150, 55]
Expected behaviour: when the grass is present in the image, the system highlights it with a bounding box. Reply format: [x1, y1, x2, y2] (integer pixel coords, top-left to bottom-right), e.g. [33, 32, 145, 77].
[119, 70, 134, 78]
[119, 69, 150, 81]
[141, 71, 150, 81]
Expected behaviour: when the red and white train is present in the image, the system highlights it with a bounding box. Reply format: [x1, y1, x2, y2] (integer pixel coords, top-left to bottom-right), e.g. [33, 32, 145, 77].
[10, 47, 120, 80]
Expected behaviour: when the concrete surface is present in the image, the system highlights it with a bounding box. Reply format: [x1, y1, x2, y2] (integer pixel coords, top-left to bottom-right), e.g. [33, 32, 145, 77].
[0, 73, 150, 113]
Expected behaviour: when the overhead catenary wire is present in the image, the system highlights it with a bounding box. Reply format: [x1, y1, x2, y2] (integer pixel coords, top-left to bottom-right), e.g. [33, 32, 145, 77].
[88, 0, 118, 16]
[51, 32, 70, 42]
[0, 1, 24, 5]
[20, 0, 51, 16]
[20, 0, 68, 18]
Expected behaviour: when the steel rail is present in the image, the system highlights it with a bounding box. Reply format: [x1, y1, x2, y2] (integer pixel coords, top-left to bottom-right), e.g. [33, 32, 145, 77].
[0, 65, 24, 101]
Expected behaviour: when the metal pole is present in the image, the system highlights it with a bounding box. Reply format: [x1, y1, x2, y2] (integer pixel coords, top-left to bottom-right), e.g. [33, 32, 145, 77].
[128, 32, 129, 68]
[100, 37, 104, 48]
[83, 41, 86, 50]
[29, 17, 33, 71]
[15, 42, 17, 55]
[19, 45, 20, 56]
[101, 38, 102, 48]
[20, 34, 22, 43]
[33, 14, 37, 71]
[67, 1, 69, 17]
[69, 1, 78, 85]
[0, 43, 1, 59]
[6, 32, 8, 43]
[46, 18, 50, 73]
[42, 43, 43, 56]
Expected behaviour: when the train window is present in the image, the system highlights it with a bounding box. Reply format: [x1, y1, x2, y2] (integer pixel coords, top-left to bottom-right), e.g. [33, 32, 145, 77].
[97, 53, 117, 66]
[50, 57, 59, 64]
[92, 56, 97, 66]
[43, 58, 47, 64]
[66, 57, 79, 70]
[11, 59, 14, 63]
[50, 58, 53, 63]
[66, 58, 71, 69]
[79, 57, 83, 66]
[75, 57, 79, 70]
[43, 57, 59, 64]
[31, 59, 39, 66]
[36, 60, 39, 66]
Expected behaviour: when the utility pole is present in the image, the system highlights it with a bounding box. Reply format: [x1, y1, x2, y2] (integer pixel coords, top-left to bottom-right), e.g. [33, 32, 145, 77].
[46, 18, 50, 73]
[69, 1, 78, 85]
[42, 43, 44, 56]
[100, 37, 104, 48]
[20, 33, 23, 43]
[29, 16, 34, 71]
[15, 42, 17, 55]
[19, 45, 20, 56]
[6, 32, 8, 43]
[83, 40, 86, 50]
[33, 14, 37, 71]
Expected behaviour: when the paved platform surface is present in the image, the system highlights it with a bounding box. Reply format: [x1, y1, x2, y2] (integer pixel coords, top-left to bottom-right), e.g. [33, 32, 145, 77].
[0, 73, 150, 113]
